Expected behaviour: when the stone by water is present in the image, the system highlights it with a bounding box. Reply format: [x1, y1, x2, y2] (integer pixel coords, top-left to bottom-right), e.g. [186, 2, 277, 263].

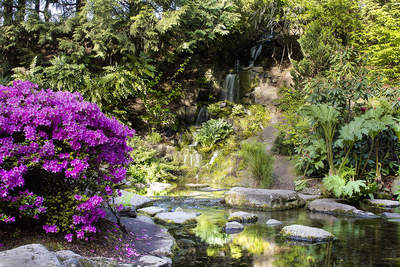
[148, 187, 400, 266]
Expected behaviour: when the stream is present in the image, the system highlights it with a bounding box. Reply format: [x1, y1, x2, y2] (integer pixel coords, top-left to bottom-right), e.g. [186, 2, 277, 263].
[147, 188, 400, 266]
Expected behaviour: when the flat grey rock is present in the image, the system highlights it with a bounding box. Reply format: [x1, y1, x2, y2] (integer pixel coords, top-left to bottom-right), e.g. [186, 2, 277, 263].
[298, 194, 321, 202]
[228, 211, 258, 223]
[224, 221, 244, 234]
[266, 219, 282, 226]
[154, 211, 200, 225]
[104, 208, 176, 257]
[137, 255, 171, 267]
[382, 212, 400, 219]
[365, 199, 400, 208]
[148, 182, 173, 194]
[0, 244, 61, 267]
[119, 216, 175, 257]
[224, 187, 305, 211]
[281, 225, 335, 242]
[114, 190, 153, 210]
[308, 199, 376, 218]
[137, 206, 166, 216]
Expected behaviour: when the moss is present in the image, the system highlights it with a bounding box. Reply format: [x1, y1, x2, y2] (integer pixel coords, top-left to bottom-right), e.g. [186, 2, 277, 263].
[43, 241, 66, 252]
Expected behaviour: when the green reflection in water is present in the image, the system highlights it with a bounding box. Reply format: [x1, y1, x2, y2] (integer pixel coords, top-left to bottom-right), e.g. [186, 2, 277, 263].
[193, 215, 229, 246]
[273, 243, 332, 267]
[232, 224, 274, 255]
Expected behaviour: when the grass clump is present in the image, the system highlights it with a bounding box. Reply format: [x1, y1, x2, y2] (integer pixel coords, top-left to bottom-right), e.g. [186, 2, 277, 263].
[240, 142, 274, 188]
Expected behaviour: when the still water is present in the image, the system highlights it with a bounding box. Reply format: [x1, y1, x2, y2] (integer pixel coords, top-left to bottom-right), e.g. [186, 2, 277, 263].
[153, 197, 400, 267]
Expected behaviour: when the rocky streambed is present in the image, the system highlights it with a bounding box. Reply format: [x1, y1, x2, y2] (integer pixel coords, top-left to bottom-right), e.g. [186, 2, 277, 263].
[3, 186, 400, 266]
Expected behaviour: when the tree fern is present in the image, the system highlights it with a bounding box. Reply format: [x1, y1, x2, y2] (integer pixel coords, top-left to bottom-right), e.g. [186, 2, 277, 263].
[303, 104, 339, 175]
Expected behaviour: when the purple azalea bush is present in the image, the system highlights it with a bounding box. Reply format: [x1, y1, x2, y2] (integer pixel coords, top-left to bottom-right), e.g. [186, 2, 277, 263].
[0, 80, 134, 241]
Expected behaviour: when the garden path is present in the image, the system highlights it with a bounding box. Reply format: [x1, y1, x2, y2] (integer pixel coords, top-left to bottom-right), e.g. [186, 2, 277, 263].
[254, 65, 297, 190]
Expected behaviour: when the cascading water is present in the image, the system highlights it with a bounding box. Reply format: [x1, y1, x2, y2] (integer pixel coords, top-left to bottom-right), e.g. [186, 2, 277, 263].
[195, 106, 209, 126]
[221, 73, 240, 102]
[181, 148, 202, 168]
[248, 44, 262, 67]
[220, 33, 274, 103]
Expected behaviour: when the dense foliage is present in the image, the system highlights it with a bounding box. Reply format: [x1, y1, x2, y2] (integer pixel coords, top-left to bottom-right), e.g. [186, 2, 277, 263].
[0, 0, 284, 128]
[273, 0, 400, 200]
[0, 81, 133, 241]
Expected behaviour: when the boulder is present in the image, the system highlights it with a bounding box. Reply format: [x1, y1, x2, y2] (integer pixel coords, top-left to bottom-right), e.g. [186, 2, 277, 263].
[266, 219, 282, 226]
[298, 194, 321, 202]
[308, 199, 376, 218]
[137, 206, 166, 217]
[120, 216, 176, 257]
[0, 244, 170, 267]
[224, 221, 245, 234]
[228, 211, 258, 223]
[148, 182, 173, 194]
[281, 225, 335, 242]
[154, 211, 200, 225]
[114, 190, 153, 216]
[0, 244, 61, 267]
[365, 199, 400, 209]
[224, 187, 305, 211]
[137, 255, 172, 267]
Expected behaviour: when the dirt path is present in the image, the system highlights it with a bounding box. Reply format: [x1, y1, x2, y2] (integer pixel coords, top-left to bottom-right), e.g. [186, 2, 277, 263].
[254, 66, 297, 190]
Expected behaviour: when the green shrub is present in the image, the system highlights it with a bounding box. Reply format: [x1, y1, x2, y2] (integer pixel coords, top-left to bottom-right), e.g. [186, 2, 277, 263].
[194, 119, 233, 147]
[146, 130, 162, 144]
[127, 136, 182, 189]
[236, 104, 270, 138]
[240, 142, 274, 188]
[208, 101, 233, 118]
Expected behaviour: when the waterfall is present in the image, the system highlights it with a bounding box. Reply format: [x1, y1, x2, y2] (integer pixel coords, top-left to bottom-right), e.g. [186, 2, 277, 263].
[208, 151, 219, 165]
[182, 148, 202, 168]
[249, 44, 262, 67]
[221, 73, 240, 102]
[195, 106, 209, 126]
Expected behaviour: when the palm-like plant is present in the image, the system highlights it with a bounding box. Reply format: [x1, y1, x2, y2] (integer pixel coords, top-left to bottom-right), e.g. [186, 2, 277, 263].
[303, 104, 339, 175]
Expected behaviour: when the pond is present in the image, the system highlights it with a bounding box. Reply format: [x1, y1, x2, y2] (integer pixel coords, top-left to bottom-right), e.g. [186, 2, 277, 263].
[149, 190, 400, 267]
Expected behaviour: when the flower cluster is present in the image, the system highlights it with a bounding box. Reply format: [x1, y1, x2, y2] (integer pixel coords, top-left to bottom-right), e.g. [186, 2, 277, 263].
[0, 80, 134, 241]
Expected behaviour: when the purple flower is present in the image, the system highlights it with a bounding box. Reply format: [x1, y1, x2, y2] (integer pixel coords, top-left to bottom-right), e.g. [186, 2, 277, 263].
[65, 233, 73, 242]
[105, 186, 113, 195]
[116, 204, 123, 212]
[76, 230, 85, 239]
[0, 81, 134, 239]
[43, 224, 58, 233]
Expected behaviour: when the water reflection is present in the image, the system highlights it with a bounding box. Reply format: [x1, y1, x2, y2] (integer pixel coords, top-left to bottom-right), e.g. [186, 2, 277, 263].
[232, 225, 275, 255]
[171, 204, 400, 266]
[193, 215, 229, 246]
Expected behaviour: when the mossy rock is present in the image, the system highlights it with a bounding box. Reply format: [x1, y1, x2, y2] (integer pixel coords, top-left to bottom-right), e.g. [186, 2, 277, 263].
[224, 187, 305, 211]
